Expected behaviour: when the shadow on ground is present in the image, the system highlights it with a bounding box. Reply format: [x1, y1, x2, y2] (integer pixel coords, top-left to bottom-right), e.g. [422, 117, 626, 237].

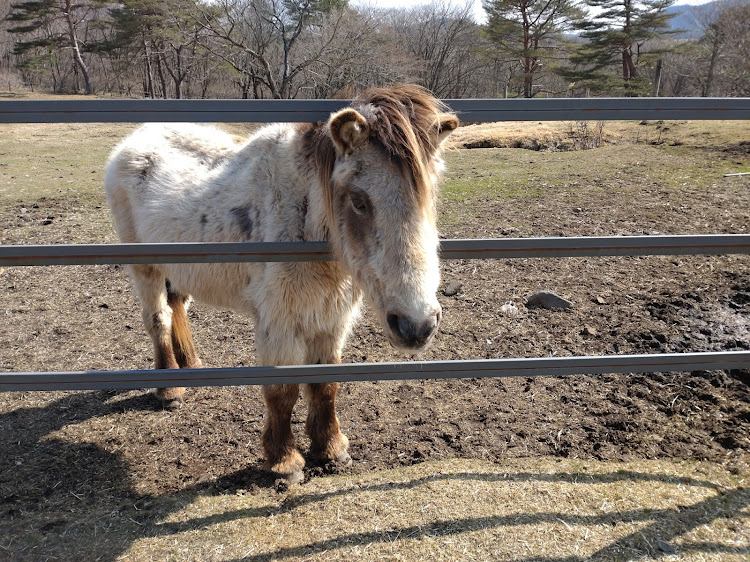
[1, 390, 747, 561]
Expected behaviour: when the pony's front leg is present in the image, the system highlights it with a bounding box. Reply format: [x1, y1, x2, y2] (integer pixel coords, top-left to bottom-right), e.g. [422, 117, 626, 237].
[261, 384, 305, 484]
[303, 383, 350, 466]
[257, 328, 306, 484]
[304, 334, 350, 467]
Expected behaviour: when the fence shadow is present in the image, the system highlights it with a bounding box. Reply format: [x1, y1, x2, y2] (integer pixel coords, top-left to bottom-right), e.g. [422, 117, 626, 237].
[0, 390, 746, 561]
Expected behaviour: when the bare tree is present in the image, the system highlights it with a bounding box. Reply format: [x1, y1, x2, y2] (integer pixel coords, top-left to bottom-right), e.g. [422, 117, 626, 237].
[695, 1, 750, 97]
[389, 1, 479, 97]
[196, 0, 347, 98]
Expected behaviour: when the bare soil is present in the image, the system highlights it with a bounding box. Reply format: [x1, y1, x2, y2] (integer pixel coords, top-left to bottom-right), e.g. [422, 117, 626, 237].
[0, 122, 748, 559]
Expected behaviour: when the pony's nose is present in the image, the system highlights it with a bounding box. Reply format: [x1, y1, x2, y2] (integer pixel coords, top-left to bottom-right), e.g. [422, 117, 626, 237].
[387, 307, 441, 349]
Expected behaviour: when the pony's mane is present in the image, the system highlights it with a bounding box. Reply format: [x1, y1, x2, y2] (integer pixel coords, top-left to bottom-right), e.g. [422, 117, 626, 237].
[299, 84, 450, 222]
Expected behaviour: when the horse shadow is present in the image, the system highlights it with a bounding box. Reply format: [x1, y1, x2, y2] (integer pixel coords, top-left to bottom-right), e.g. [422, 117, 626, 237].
[0, 390, 747, 561]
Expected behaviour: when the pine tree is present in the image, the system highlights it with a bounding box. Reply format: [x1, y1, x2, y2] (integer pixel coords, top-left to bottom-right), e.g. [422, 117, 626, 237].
[565, 0, 677, 96]
[5, 0, 94, 93]
[482, 0, 583, 98]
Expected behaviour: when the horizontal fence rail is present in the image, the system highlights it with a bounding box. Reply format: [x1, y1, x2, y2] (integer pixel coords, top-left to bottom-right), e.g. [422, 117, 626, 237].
[1, 235, 749, 267]
[2, 97, 749, 390]
[1, 352, 748, 392]
[1, 97, 749, 123]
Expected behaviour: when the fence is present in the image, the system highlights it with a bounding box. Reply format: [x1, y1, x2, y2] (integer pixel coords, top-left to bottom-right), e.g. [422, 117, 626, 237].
[1, 97, 749, 391]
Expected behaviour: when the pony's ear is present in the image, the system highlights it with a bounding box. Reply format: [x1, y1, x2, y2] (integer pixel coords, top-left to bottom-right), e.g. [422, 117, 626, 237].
[329, 109, 369, 155]
[436, 114, 459, 145]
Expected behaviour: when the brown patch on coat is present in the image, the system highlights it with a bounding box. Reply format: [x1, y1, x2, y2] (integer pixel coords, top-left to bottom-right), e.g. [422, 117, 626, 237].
[339, 189, 374, 255]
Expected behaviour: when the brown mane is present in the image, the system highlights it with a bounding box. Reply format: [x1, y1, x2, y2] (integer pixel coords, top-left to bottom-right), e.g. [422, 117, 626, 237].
[299, 84, 452, 222]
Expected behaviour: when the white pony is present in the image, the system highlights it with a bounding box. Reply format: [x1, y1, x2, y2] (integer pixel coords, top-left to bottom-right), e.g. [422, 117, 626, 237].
[104, 85, 458, 483]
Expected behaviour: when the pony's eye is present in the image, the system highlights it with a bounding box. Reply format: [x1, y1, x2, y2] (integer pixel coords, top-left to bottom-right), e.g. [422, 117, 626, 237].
[350, 192, 368, 214]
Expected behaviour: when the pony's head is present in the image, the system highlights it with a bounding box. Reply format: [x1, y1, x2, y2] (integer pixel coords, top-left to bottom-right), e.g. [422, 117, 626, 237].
[304, 85, 458, 351]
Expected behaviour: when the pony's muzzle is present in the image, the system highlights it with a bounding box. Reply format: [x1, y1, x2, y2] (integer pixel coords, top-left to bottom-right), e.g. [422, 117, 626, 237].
[386, 306, 441, 350]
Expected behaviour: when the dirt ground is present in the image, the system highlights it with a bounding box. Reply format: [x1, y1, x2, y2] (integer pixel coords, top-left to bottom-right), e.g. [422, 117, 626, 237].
[0, 120, 749, 558]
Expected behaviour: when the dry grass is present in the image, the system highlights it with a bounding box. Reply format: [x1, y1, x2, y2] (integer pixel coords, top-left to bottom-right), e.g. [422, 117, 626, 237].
[446, 119, 750, 154]
[114, 457, 748, 561]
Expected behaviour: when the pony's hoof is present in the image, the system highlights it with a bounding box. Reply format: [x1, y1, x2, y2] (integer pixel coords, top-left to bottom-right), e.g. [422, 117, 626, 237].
[156, 387, 186, 405]
[335, 452, 353, 467]
[273, 470, 304, 491]
[284, 469, 305, 486]
[161, 397, 184, 410]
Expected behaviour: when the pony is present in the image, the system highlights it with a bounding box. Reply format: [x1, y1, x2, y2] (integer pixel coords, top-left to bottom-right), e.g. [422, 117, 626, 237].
[104, 85, 459, 484]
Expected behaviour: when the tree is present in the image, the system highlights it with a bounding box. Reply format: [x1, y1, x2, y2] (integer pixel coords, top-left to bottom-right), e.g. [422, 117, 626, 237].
[695, 1, 750, 97]
[102, 0, 208, 98]
[390, 2, 479, 98]
[5, 0, 94, 93]
[482, 0, 582, 98]
[195, 0, 348, 98]
[565, 0, 677, 95]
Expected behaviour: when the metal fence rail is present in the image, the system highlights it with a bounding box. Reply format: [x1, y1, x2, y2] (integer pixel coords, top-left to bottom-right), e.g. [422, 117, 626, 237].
[1, 97, 749, 123]
[1, 352, 748, 392]
[2, 235, 749, 266]
[2, 97, 749, 389]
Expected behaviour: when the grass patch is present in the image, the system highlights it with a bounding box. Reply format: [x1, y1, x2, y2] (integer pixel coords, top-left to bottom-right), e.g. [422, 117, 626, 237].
[111, 457, 748, 561]
[438, 141, 747, 228]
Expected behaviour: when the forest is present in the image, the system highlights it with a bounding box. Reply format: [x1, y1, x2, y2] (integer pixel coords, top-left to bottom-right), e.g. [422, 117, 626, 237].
[0, 0, 748, 99]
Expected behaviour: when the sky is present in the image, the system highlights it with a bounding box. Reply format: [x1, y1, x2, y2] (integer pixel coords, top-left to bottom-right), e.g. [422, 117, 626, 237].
[352, 0, 715, 23]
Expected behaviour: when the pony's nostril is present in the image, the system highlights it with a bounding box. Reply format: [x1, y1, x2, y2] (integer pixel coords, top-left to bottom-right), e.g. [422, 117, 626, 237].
[387, 311, 438, 347]
[418, 314, 439, 340]
[387, 313, 402, 337]
[387, 312, 415, 340]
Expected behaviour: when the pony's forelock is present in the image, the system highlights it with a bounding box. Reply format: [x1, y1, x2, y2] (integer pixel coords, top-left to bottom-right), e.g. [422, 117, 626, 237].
[299, 84, 453, 223]
[354, 84, 449, 205]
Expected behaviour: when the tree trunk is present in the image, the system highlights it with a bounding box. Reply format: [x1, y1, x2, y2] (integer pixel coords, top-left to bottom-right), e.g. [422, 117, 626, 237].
[155, 50, 168, 98]
[143, 40, 155, 98]
[523, 71, 532, 98]
[653, 58, 663, 96]
[702, 34, 721, 97]
[63, 0, 92, 94]
[622, 46, 637, 96]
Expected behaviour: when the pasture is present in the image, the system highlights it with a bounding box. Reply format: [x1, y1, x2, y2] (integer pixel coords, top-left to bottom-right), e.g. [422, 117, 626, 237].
[0, 116, 748, 560]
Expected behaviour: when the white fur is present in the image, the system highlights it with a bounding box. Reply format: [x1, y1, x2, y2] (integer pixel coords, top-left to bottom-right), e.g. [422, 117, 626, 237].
[105, 112, 453, 367]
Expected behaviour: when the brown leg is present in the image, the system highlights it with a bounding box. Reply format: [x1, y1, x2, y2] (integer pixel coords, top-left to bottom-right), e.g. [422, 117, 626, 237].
[303, 333, 350, 466]
[261, 384, 304, 484]
[303, 382, 350, 465]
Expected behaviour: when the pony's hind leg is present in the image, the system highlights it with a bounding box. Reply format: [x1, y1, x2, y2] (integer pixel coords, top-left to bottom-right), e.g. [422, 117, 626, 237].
[129, 264, 185, 408]
[303, 333, 350, 467]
